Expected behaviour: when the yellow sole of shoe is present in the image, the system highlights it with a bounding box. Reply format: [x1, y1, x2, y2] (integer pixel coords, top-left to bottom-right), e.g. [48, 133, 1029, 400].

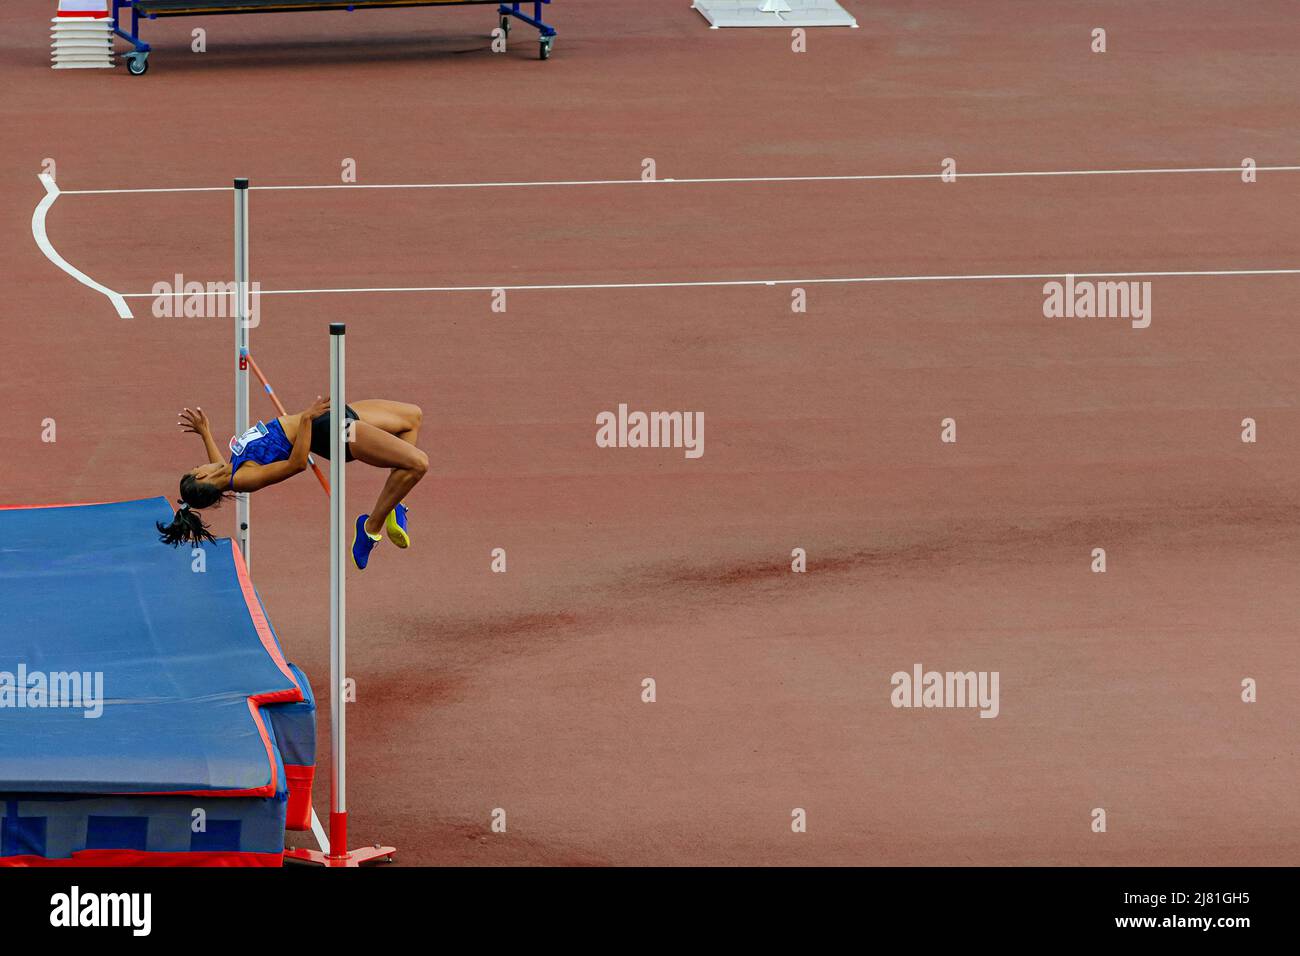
[386, 512, 410, 548]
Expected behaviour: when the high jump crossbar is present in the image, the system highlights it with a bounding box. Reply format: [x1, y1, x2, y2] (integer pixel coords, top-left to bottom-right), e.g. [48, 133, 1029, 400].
[230, 179, 392, 866]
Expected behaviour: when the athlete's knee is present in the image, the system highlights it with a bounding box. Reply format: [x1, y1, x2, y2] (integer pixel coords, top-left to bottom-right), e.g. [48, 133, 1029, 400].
[408, 449, 429, 478]
[410, 404, 423, 427]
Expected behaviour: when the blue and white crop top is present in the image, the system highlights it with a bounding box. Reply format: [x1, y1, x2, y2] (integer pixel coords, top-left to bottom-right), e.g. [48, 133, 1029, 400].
[228, 419, 294, 488]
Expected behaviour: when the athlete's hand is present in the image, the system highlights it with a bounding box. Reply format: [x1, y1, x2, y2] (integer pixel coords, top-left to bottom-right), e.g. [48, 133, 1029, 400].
[299, 395, 330, 423]
[178, 407, 211, 436]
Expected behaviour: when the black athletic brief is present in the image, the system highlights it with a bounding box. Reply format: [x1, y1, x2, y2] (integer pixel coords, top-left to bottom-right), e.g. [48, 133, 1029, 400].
[309, 405, 358, 461]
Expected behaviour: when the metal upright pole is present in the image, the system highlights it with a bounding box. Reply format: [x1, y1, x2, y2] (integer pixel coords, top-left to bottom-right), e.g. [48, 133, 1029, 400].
[234, 178, 251, 572]
[328, 322, 347, 860]
[283, 324, 392, 867]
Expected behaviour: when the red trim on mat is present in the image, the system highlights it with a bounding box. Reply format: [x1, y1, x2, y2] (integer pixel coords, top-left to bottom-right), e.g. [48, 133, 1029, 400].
[284, 762, 316, 831]
[246, 697, 282, 796]
[0, 849, 283, 867]
[0, 499, 115, 510]
[125, 702, 291, 799]
[230, 538, 298, 685]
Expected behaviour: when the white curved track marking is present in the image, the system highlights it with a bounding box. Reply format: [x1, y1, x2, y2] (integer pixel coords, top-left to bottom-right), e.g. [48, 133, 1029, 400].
[32, 174, 133, 319]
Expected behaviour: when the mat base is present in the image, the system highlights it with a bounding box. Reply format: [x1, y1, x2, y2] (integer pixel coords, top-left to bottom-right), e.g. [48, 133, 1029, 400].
[283, 844, 396, 867]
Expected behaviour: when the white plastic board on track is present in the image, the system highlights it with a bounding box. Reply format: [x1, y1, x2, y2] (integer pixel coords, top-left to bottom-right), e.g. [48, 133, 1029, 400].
[693, 0, 858, 28]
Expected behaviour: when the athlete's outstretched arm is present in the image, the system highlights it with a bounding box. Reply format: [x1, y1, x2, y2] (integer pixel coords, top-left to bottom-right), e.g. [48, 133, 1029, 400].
[178, 407, 223, 465]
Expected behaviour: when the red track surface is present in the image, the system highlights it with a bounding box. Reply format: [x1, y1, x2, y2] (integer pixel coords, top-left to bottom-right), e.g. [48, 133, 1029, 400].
[2, 1, 1298, 865]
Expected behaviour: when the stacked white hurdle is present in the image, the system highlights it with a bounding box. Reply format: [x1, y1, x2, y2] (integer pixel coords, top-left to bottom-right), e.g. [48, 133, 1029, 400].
[50, 1, 114, 70]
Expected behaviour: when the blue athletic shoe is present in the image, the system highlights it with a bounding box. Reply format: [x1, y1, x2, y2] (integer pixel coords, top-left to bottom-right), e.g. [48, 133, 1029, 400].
[385, 502, 410, 548]
[352, 514, 381, 570]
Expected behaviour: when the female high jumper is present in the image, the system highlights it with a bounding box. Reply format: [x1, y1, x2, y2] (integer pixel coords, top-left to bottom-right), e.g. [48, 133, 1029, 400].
[157, 398, 427, 570]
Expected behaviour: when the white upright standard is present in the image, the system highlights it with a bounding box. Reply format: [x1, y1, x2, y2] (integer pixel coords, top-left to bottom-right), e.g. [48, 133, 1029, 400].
[329, 323, 347, 856]
[234, 178, 251, 572]
[284, 324, 395, 867]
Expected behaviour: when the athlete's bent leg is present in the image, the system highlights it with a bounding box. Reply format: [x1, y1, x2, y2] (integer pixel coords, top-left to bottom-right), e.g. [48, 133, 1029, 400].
[351, 400, 422, 446]
[347, 421, 428, 536]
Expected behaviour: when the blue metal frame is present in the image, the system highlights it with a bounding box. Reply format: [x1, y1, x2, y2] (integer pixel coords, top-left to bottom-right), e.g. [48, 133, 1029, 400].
[108, 1, 555, 57]
[499, 1, 554, 38]
[112, 1, 150, 55]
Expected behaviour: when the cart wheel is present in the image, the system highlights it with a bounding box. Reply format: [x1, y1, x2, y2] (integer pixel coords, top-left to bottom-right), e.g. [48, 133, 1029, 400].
[126, 52, 149, 75]
[499, 14, 511, 36]
[539, 36, 553, 60]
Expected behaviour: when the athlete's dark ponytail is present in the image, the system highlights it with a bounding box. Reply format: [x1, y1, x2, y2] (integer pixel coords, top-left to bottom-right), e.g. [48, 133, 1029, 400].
[156, 503, 216, 548]
[156, 473, 230, 547]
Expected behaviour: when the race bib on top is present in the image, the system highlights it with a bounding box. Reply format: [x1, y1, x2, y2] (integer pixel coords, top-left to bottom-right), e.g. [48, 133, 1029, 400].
[229, 421, 269, 456]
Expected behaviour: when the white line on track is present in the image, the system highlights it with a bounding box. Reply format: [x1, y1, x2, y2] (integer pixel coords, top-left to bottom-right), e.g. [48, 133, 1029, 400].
[36, 167, 1300, 316]
[117, 267, 1300, 299]
[56, 164, 1300, 195]
[31, 174, 134, 318]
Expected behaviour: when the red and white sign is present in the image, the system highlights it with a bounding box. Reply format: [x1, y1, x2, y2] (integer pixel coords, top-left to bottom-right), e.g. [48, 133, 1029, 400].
[57, 1, 110, 18]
